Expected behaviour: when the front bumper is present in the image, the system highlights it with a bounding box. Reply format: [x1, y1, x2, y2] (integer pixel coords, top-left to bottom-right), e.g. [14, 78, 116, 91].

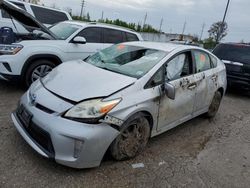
[227, 74, 250, 89]
[11, 99, 120, 169]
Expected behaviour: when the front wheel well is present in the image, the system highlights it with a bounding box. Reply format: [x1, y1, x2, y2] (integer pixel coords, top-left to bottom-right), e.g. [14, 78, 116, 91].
[21, 54, 62, 77]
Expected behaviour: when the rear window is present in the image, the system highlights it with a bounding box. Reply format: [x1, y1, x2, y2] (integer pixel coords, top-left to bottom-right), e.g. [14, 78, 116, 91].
[213, 44, 250, 64]
[31, 5, 68, 25]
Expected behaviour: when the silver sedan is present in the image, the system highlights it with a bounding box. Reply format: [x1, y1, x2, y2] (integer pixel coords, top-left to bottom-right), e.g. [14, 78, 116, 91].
[11, 42, 227, 168]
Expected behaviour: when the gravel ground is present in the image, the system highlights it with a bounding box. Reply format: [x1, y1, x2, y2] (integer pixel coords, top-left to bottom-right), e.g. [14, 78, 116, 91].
[0, 80, 250, 188]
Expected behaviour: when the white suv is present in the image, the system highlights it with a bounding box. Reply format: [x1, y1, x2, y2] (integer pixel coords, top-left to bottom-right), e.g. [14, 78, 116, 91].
[0, 0, 143, 86]
[0, 0, 72, 32]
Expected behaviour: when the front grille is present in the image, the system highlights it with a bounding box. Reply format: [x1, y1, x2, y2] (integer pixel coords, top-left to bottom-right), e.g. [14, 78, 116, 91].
[16, 108, 55, 158]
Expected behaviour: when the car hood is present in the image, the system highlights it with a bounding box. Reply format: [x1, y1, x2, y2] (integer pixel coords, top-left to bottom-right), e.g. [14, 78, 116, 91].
[41, 60, 137, 103]
[0, 0, 57, 39]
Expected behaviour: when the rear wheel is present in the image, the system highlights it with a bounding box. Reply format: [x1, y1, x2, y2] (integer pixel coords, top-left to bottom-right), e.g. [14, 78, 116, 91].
[110, 113, 150, 161]
[206, 91, 222, 118]
[24, 60, 56, 87]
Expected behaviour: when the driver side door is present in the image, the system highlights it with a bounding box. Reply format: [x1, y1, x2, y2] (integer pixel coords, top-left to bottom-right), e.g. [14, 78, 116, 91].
[157, 51, 197, 132]
[66, 27, 104, 61]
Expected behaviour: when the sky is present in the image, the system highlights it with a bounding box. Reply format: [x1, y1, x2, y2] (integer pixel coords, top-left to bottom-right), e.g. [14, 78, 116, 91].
[41, 0, 250, 42]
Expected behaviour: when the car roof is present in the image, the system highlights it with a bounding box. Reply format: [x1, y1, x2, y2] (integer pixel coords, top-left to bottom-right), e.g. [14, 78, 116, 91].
[62, 20, 139, 34]
[122, 41, 198, 53]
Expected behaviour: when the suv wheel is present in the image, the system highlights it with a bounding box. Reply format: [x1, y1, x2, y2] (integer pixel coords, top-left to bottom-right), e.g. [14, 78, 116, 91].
[24, 60, 56, 87]
[110, 113, 150, 161]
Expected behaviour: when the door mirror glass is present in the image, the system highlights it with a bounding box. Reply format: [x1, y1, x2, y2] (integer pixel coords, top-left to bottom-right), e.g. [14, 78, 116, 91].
[72, 36, 86, 44]
[164, 83, 175, 100]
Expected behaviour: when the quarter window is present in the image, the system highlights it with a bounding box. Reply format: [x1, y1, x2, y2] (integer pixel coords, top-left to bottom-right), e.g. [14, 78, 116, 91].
[194, 51, 212, 72]
[31, 5, 68, 25]
[103, 28, 124, 44]
[78, 27, 102, 43]
[210, 55, 218, 68]
[166, 52, 192, 81]
[126, 32, 139, 42]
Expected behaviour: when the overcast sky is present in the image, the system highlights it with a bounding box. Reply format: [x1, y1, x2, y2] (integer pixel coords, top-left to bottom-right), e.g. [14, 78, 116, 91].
[41, 0, 250, 42]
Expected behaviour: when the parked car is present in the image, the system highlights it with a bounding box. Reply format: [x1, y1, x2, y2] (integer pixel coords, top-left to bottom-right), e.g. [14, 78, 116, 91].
[0, 0, 143, 87]
[213, 43, 250, 90]
[11, 41, 227, 169]
[0, 0, 72, 33]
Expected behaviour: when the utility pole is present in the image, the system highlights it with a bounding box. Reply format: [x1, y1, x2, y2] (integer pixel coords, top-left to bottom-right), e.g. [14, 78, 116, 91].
[216, 0, 230, 43]
[80, 0, 85, 19]
[159, 18, 163, 32]
[182, 21, 186, 35]
[101, 11, 104, 21]
[200, 23, 205, 41]
[143, 12, 147, 29]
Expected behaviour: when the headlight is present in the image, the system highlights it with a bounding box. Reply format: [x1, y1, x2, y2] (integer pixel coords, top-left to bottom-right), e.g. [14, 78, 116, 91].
[64, 98, 122, 121]
[0, 44, 23, 55]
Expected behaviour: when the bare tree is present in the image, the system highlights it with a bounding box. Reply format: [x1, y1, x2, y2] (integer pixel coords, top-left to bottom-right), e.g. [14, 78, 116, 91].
[208, 21, 228, 42]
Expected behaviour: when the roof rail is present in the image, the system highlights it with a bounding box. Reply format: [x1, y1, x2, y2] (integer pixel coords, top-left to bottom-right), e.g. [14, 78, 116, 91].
[87, 22, 136, 32]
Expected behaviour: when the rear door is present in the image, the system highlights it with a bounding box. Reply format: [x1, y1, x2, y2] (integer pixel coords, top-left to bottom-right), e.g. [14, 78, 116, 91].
[157, 51, 197, 131]
[102, 28, 126, 49]
[192, 50, 218, 112]
[66, 27, 104, 60]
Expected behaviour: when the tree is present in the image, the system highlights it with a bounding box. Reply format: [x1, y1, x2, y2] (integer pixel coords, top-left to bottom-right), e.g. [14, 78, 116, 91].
[28, 0, 40, 4]
[208, 21, 228, 43]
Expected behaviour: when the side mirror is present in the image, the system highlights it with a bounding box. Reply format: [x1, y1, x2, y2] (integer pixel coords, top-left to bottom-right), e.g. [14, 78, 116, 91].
[72, 36, 86, 44]
[164, 83, 175, 100]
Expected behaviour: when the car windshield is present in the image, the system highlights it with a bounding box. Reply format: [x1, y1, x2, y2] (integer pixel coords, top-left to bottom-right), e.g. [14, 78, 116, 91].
[213, 44, 250, 64]
[85, 44, 168, 78]
[49, 22, 81, 40]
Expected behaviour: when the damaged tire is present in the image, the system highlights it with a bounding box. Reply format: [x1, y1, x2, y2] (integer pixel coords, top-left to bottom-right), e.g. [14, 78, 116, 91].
[206, 91, 222, 118]
[110, 113, 150, 161]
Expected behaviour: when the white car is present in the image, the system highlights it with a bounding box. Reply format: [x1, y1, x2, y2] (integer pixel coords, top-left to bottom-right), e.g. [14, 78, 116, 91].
[0, 0, 72, 32]
[0, 0, 143, 86]
[12, 42, 227, 168]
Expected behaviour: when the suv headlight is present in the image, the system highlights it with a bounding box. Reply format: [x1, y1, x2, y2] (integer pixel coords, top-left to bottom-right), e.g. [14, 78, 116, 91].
[0, 44, 23, 55]
[64, 98, 122, 123]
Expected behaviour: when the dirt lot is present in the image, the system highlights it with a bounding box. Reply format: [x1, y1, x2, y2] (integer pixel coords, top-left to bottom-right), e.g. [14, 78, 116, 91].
[0, 80, 250, 188]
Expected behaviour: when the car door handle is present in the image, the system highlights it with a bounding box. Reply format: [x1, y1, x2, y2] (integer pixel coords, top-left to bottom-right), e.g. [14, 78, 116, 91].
[212, 75, 218, 80]
[187, 83, 197, 90]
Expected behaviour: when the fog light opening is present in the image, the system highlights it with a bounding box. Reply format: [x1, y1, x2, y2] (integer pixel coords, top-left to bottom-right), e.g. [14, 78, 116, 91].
[74, 139, 84, 159]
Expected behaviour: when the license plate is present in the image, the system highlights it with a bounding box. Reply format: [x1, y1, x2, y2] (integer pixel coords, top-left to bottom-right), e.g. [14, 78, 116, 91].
[17, 105, 33, 128]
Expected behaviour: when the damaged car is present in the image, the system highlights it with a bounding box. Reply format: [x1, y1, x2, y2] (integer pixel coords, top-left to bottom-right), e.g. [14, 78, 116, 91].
[11, 42, 227, 169]
[0, 0, 142, 86]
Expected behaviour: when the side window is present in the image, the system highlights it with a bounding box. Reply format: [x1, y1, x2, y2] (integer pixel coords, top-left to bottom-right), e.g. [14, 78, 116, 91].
[193, 51, 212, 72]
[210, 55, 218, 68]
[78, 27, 102, 43]
[166, 52, 192, 81]
[126, 32, 139, 42]
[103, 28, 124, 44]
[2, 2, 26, 19]
[31, 5, 68, 25]
[12, 2, 26, 10]
[145, 67, 164, 89]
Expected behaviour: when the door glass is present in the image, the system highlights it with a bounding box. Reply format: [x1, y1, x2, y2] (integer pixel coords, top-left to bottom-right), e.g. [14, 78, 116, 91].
[103, 28, 124, 44]
[166, 53, 191, 81]
[78, 27, 102, 43]
[194, 51, 211, 72]
[30, 5, 68, 24]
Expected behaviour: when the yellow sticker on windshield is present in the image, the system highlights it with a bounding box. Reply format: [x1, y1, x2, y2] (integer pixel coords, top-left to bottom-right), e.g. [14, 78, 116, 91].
[117, 44, 125, 50]
[200, 54, 206, 62]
